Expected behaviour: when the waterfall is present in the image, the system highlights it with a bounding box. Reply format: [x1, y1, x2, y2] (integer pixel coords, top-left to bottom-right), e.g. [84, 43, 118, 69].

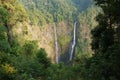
[54, 23, 59, 63]
[69, 22, 77, 61]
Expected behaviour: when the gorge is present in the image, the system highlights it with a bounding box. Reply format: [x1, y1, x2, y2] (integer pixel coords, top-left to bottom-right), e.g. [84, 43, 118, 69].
[7, 0, 97, 63]
[0, 0, 108, 80]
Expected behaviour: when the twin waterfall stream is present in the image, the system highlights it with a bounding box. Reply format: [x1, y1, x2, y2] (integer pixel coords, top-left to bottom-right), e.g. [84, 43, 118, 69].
[54, 22, 77, 64]
[54, 23, 59, 64]
[69, 22, 77, 61]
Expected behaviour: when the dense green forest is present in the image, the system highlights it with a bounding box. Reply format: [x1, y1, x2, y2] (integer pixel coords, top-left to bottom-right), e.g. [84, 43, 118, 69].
[19, 0, 77, 25]
[0, 0, 120, 80]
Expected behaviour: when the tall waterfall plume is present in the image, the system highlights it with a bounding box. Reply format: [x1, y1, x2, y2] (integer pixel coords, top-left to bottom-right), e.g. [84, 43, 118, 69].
[69, 22, 77, 61]
[54, 23, 59, 63]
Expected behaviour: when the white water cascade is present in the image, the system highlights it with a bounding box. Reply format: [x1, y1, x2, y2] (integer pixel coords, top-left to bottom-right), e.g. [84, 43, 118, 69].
[54, 23, 59, 63]
[69, 22, 77, 61]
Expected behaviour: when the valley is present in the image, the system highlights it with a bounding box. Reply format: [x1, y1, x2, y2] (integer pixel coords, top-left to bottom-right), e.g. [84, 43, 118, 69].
[1, 0, 119, 80]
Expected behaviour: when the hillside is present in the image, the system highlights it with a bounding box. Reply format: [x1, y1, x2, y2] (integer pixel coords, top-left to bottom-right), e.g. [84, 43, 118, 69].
[0, 0, 100, 62]
[18, 0, 77, 25]
[1, 0, 119, 80]
[8, 0, 98, 62]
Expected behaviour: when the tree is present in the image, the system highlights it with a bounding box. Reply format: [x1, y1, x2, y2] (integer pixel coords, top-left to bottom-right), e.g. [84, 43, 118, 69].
[86, 0, 120, 80]
[23, 41, 38, 56]
[0, 0, 28, 47]
[36, 48, 51, 68]
[0, 7, 11, 52]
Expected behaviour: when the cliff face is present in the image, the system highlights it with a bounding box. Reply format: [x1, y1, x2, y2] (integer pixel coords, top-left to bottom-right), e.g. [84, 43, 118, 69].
[8, 0, 99, 63]
[12, 21, 73, 62]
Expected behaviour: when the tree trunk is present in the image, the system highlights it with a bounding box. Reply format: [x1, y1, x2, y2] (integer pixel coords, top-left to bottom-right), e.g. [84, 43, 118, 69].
[5, 23, 13, 47]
